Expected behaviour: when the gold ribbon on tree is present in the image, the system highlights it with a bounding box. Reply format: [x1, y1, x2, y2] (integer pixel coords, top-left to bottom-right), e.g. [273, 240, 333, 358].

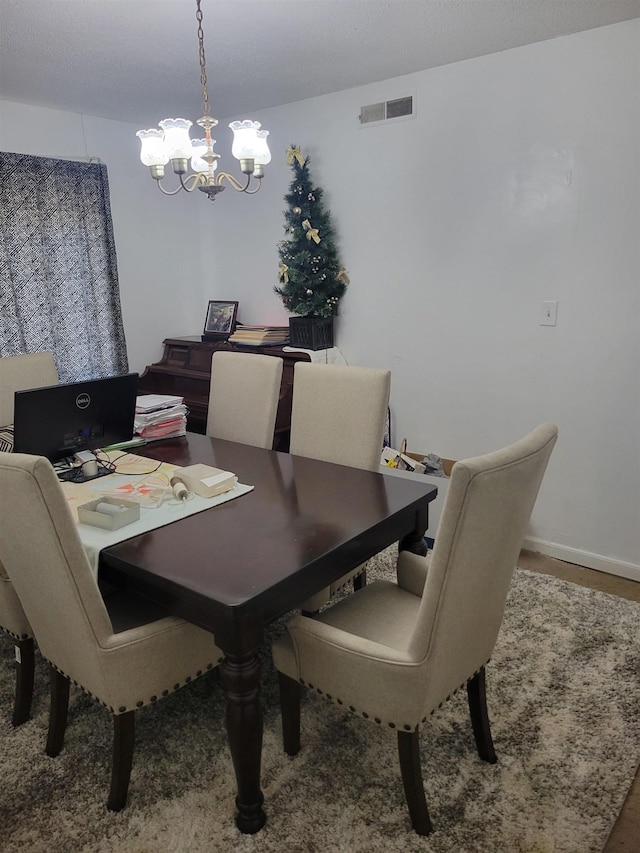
[286, 146, 306, 167]
[302, 219, 321, 244]
[278, 262, 289, 284]
[336, 268, 350, 285]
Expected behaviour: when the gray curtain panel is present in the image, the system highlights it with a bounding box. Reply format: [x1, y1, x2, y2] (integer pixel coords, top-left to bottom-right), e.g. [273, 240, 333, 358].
[0, 152, 128, 382]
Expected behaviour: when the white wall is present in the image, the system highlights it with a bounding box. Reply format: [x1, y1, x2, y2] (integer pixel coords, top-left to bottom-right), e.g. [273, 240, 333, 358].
[202, 20, 640, 578]
[1, 20, 638, 577]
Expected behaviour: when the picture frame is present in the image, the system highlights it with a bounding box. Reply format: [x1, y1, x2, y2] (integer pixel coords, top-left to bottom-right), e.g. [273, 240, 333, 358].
[202, 300, 239, 340]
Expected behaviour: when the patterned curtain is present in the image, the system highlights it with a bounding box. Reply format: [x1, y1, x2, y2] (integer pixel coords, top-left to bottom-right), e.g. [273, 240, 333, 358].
[0, 152, 128, 382]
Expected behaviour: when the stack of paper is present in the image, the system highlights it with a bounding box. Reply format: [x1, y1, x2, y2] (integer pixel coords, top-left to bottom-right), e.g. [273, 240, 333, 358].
[134, 395, 188, 441]
[135, 394, 184, 413]
[228, 324, 289, 347]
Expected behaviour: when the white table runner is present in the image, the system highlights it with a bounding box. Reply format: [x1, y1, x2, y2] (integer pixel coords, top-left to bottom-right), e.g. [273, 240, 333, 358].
[60, 452, 253, 577]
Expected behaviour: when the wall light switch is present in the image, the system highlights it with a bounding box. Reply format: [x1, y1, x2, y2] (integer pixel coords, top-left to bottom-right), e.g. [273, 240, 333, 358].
[540, 300, 558, 326]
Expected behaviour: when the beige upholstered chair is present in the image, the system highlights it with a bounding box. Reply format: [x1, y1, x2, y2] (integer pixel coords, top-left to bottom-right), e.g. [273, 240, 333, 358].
[273, 424, 558, 835]
[206, 351, 284, 449]
[0, 451, 224, 811]
[289, 362, 391, 611]
[0, 351, 58, 725]
[0, 351, 59, 425]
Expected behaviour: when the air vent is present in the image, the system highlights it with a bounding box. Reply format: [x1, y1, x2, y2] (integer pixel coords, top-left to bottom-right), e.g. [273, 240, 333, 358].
[359, 96, 414, 126]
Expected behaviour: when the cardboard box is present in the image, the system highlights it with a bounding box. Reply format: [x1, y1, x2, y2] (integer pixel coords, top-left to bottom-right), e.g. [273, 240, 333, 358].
[405, 452, 456, 478]
[381, 446, 426, 474]
[380, 453, 457, 545]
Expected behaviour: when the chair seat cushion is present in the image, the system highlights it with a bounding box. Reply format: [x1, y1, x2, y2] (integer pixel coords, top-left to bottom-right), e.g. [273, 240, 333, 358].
[317, 580, 421, 648]
[273, 581, 429, 728]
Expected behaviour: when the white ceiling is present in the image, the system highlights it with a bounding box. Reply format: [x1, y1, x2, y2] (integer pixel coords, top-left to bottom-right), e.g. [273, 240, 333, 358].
[1, 0, 638, 127]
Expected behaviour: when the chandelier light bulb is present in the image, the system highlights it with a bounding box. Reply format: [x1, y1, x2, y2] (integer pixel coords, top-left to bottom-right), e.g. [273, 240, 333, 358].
[136, 129, 169, 167]
[229, 120, 263, 160]
[191, 139, 218, 174]
[159, 118, 194, 160]
[253, 130, 271, 166]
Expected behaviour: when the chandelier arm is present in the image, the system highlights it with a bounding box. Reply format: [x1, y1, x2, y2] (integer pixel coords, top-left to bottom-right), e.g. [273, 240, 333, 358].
[155, 180, 188, 197]
[179, 172, 206, 192]
[239, 179, 263, 195]
[215, 172, 253, 193]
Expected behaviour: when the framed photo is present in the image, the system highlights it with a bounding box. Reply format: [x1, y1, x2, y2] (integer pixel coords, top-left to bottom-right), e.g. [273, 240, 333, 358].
[202, 300, 239, 339]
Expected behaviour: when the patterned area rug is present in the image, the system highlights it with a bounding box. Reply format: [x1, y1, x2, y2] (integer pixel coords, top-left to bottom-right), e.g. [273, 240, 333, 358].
[1, 546, 639, 852]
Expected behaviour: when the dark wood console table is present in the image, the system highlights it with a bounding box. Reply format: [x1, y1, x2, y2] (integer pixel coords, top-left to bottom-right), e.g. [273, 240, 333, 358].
[137, 336, 310, 447]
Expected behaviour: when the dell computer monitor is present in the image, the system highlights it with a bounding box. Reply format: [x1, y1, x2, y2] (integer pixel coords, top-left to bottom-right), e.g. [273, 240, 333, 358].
[13, 373, 138, 462]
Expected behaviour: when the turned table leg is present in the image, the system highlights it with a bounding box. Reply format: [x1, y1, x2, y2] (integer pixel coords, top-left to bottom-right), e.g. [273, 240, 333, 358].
[220, 649, 266, 833]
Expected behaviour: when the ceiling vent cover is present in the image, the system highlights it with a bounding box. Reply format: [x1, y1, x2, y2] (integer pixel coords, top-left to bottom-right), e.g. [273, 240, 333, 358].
[359, 96, 414, 126]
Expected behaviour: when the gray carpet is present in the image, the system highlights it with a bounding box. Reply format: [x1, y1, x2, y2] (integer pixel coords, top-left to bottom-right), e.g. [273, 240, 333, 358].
[1, 546, 639, 852]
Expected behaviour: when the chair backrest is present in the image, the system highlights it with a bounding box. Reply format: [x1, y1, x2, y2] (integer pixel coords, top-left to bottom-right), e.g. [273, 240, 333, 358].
[206, 351, 284, 449]
[410, 424, 558, 706]
[289, 363, 391, 472]
[0, 352, 58, 639]
[0, 352, 59, 424]
[0, 452, 117, 691]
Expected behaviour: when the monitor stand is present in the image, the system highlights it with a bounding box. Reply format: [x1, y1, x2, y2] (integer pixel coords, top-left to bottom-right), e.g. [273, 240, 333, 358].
[56, 462, 114, 484]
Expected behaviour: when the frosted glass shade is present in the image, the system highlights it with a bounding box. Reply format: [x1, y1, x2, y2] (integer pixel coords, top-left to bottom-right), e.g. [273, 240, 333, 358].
[191, 139, 218, 174]
[229, 120, 266, 160]
[136, 129, 169, 166]
[159, 118, 193, 159]
[253, 130, 271, 166]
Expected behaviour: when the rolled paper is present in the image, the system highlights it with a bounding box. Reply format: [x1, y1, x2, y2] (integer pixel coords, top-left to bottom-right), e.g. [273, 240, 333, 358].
[171, 481, 189, 501]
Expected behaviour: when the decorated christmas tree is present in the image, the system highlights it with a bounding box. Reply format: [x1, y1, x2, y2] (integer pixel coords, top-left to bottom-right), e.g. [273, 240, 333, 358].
[274, 146, 348, 319]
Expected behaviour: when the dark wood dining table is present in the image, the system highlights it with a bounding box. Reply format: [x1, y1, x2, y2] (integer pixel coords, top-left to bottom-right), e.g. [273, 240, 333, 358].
[100, 432, 438, 833]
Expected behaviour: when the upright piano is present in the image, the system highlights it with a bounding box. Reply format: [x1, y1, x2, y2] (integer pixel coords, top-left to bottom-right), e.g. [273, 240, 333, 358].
[137, 336, 310, 449]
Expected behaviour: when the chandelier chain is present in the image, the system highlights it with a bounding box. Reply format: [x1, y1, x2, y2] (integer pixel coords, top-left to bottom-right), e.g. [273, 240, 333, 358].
[196, 0, 209, 118]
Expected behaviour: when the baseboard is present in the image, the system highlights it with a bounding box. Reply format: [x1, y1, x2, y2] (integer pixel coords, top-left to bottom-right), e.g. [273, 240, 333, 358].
[522, 536, 640, 583]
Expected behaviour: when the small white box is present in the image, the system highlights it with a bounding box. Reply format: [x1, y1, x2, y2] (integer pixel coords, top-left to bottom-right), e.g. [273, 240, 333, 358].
[172, 464, 237, 498]
[77, 497, 140, 530]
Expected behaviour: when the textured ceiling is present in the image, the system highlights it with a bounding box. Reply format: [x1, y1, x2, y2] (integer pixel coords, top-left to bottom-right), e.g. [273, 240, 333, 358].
[0, 0, 638, 127]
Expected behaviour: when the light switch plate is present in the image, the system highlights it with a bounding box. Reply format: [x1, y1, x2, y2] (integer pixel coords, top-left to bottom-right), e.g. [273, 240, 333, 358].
[540, 300, 558, 326]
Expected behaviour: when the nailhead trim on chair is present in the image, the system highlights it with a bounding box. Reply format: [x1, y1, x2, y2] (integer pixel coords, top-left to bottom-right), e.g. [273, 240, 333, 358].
[47, 657, 223, 714]
[296, 660, 491, 732]
[331, 566, 366, 594]
[1, 625, 32, 641]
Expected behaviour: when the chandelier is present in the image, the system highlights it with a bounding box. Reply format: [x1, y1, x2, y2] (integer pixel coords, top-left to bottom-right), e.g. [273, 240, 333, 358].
[136, 0, 270, 202]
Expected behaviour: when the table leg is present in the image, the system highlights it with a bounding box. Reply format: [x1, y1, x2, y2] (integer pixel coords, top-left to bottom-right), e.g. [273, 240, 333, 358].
[399, 506, 429, 556]
[220, 650, 266, 833]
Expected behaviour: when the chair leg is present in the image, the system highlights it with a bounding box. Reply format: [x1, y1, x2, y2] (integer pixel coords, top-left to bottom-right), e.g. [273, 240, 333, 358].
[353, 568, 367, 591]
[278, 672, 301, 756]
[45, 667, 70, 757]
[12, 638, 35, 727]
[467, 667, 497, 764]
[397, 730, 432, 835]
[108, 711, 135, 811]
